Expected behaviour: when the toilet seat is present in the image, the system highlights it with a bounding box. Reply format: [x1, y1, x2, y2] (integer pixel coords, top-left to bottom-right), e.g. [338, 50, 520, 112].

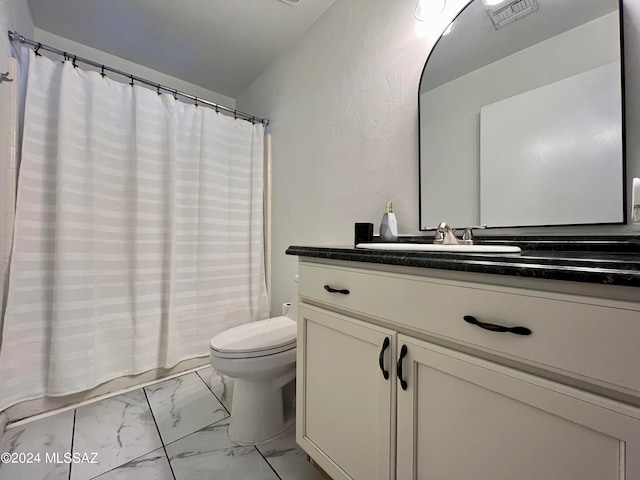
[210, 316, 296, 359]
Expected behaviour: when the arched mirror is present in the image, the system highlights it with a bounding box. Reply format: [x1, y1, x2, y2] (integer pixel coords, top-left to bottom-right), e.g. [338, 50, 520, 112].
[419, 0, 624, 230]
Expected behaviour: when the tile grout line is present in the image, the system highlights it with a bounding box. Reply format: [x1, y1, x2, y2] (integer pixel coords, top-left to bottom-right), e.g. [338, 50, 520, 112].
[153, 416, 231, 451]
[195, 369, 230, 415]
[67, 409, 76, 480]
[150, 371, 233, 446]
[142, 388, 177, 480]
[195, 370, 283, 480]
[83, 446, 171, 480]
[255, 445, 284, 480]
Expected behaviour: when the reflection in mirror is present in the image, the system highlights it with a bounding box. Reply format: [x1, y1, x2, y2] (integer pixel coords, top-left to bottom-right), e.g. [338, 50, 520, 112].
[419, 0, 624, 230]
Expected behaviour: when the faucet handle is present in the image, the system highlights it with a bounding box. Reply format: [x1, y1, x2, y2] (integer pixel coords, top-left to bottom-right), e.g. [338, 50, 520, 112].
[461, 225, 487, 243]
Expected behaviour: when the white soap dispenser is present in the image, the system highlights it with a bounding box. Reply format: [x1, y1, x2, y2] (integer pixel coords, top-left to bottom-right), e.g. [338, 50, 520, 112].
[380, 201, 398, 241]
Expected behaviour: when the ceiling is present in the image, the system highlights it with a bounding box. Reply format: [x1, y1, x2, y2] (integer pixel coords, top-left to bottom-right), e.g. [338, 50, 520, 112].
[26, 0, 336, 98]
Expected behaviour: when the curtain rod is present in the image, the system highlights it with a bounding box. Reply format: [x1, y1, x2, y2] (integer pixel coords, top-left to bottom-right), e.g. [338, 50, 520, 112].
[7, 31, 269, 126]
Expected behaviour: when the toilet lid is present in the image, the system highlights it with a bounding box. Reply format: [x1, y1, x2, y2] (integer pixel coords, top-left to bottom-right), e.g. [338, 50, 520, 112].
[210, 316, 296, 357]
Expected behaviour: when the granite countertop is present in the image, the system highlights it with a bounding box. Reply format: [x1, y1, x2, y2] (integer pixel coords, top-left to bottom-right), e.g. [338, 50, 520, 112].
[286, 236, 640, 287]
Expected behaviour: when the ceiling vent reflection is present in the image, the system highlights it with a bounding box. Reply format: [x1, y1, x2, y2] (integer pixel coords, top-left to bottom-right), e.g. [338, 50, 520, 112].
[486, 0, 539, 30]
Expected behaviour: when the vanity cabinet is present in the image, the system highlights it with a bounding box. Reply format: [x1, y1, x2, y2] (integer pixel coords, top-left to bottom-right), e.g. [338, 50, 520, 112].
[296, 304, 396, 480]
[396, 335, 639, 480]
[295, 259, 640, 480]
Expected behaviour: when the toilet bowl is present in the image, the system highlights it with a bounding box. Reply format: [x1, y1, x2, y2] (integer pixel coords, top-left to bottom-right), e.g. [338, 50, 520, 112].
[209, 279, 298, 445]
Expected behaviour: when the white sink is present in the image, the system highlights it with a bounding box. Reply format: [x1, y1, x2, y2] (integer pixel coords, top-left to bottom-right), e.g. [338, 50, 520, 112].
[355, 243, 521, 254]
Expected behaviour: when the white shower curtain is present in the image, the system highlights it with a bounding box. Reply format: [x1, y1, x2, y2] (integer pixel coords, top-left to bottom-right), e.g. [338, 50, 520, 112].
[0, 50, 270, 410]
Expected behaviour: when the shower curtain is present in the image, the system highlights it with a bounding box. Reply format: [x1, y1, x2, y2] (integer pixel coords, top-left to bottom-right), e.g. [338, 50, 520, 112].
[0, 49, 270, 411]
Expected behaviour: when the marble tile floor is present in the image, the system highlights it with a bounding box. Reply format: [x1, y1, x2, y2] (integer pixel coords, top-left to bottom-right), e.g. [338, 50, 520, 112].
[0, 367, 326, 480]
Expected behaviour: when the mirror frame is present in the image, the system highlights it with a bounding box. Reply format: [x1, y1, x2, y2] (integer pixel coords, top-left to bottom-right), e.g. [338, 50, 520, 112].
[417, 0, 627, 231]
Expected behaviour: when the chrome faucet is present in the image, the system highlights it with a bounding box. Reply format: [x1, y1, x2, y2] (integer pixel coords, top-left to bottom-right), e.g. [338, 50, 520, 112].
[434, 222, 459, 245]
[434, 222, 486, 245]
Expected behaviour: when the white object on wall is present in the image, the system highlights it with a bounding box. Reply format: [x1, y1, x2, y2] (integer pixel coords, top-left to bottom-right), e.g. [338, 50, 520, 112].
[480, 62, 623, 227]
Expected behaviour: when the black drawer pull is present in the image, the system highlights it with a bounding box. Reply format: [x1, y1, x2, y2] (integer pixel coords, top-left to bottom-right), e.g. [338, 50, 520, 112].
[324, 284, 350, 295]
[397, 344, 408, 390]
[378, 337, 390, 380]
[463, 315, 532, 336]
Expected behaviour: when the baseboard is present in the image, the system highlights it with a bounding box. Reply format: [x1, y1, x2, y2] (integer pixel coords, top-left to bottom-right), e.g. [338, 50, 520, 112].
[5, 357, 209, 424]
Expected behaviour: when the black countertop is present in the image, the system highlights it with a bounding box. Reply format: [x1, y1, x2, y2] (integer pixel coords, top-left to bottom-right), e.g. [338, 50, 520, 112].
[286, 236, 640, 288]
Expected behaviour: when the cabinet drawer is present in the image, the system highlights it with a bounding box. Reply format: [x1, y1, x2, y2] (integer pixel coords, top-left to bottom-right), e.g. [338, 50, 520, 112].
[299, 261, 640, 395]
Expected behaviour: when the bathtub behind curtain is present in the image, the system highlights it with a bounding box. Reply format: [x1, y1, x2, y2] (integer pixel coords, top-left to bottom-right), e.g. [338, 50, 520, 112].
[0, 49, 269, 411]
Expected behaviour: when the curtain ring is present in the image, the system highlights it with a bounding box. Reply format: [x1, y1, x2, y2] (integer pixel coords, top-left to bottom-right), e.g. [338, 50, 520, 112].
[173, 90, 178, 100]
[234, 110, 237, 120]
[34, 43, 41, 56]
[129, 75, 134, 87]
[72, 55, 77, 68]
[157, 85, 161, 95]
[62, 52, 68, 64]
[100, 65, 106, 78]
[215, 105, 219, 113]
[195, 97, 199, 107]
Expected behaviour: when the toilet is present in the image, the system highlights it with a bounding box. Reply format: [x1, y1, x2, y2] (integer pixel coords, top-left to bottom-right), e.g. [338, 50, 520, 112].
[209, 278, 298, 445]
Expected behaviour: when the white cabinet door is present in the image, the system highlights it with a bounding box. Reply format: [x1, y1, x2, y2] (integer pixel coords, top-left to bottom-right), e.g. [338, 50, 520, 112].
[396, 335, 640, 480]
[297, 304, 396, 480]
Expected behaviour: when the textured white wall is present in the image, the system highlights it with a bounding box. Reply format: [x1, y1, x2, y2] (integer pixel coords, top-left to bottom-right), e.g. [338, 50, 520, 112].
[236, 0, 467, 314]
[0, 0, 33, 69]
[237, 0, 640, 316]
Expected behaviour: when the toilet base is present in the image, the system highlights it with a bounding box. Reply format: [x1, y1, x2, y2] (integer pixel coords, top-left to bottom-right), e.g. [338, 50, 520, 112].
[227, 369, 296, 445]
[228, 418, 295, 446]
